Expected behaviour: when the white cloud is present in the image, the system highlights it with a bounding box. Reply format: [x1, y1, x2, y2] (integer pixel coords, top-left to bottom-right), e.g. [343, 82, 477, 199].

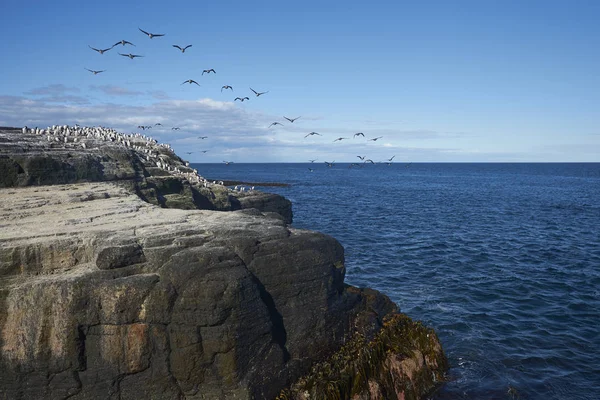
[24, 84, 80, 96]
[89, 85, 144, 96]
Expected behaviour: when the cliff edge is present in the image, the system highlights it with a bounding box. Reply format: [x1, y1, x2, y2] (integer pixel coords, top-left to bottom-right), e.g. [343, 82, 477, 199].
[0, 126, 446, 399]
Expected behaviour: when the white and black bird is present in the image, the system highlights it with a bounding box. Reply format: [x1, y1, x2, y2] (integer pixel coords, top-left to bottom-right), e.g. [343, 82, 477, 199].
[308, 168, 314, 172]
[304, 132, 321, 138]
[250, 87, 268, 97]
[113, 40, 135, 47]
[173, 44, 192, 53]
[139, 28, 165, 38]
[89, 45, 112, 54]
[325, 161, 335, 167]
[221, 85, 233, 92]
[202, 69, 216, 75]
[223, 161, 234, 165]
[85, 68, 105, 75]
[284, 116, 300, 123]
[119, 53, 144, 59]
[234, 97, 249, 102]
[181, 79, 200, 86]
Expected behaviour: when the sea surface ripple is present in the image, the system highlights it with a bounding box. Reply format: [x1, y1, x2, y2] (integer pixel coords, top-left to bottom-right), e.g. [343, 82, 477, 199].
[194, 162, 600, 400]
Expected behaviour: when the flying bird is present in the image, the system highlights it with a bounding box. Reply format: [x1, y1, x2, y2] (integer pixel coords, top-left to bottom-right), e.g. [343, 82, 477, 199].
[250, 87, 268, 97]
[368, 136, 383, 141]
[357, 156, 365, 160]
[119, 53, 144, 59]
[269, 122, 284, 128]
[333, 137, 349, 142]
[181, 79, 200, 86]
[88, 45, 112, 54]
[221, 85, 233, 92]
[113, 40, 135, 47]
[324, 161, 335, 167]
[309, 159, 317, 163]
[284, 116, 301, 123]
[387, 155, 395, 161]
[364, 159, 375, 164]
[172, 127, 181, 130]
[304, 132, 321, 138]
[200, 150, 208, 153]
[139, 28, 165, 39]
[85, 68, 105, 75]
[223, 161, 234, 165]
[308, 168, 314, 172]
[354, 132, 365, 138]
[202, 69, 216, 75]
[185, 152, 193, 154]
[234, 97, 249, 102]
[155, 123, 162, 126]
[173, 44, 192, 53]
[198, 136, 208, 139]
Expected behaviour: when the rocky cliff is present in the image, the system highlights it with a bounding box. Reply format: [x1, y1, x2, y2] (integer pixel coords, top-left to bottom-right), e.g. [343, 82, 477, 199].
[0, 127, 446, 399]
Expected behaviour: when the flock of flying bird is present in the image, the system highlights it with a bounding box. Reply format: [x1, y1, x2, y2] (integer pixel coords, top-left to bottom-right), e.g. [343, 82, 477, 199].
[86, 27, 401, 168]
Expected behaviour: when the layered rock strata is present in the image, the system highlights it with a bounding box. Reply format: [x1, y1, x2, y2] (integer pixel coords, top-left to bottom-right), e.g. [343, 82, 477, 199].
[0, 127, 446, 399]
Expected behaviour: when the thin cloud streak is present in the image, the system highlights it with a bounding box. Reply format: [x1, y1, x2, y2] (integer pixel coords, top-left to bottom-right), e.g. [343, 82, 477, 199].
[0, 94, 533, 162]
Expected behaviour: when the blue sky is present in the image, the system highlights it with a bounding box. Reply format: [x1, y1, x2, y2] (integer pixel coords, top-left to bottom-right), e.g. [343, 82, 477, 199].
[1, 0, 599, 162]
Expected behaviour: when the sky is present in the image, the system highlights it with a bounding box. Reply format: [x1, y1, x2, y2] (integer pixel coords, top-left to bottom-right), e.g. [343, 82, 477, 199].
[1, 0, 599, 162]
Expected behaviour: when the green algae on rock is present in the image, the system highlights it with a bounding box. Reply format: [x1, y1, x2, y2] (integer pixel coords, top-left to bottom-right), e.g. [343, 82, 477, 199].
[277, 313, 447, 400]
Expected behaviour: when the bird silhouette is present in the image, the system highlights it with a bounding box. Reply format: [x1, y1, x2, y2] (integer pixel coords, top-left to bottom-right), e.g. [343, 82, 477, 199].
[234, 97, 249, 102]
[357, 156, 365, 160]
[221, 85, 233, 92]
[171, 127, 181, 130]
[250, 87, 268, 96]
[113, 40, 135, 47]
[368, 136, 383, 141]
[333, 137, 349, 142]
[139, 28, 165, 38]
[181, 79, 200, 86]
[173, 44, 192, 53]
[89, 45, 112, 54]
[309, 159, 317, 163]
[269, 122, 284, 128]
[304, 132, 321, 138]
[202, 69, 216, 75]
[85, 68, 105, 75]
[325, 161, 335, 167]
[284, 116, 301, 123]
[119, 53, 144, 59]
[198, 136, 208, 139]
[354, 132, 365, 138]
[387, 155, 395, 161]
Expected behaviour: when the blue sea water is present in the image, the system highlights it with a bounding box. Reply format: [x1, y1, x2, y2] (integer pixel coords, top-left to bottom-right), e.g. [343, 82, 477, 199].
[192, 162, 600, 400]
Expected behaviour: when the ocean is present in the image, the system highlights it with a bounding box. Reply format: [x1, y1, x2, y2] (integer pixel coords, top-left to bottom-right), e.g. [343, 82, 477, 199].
[191, 162, 600, 400]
